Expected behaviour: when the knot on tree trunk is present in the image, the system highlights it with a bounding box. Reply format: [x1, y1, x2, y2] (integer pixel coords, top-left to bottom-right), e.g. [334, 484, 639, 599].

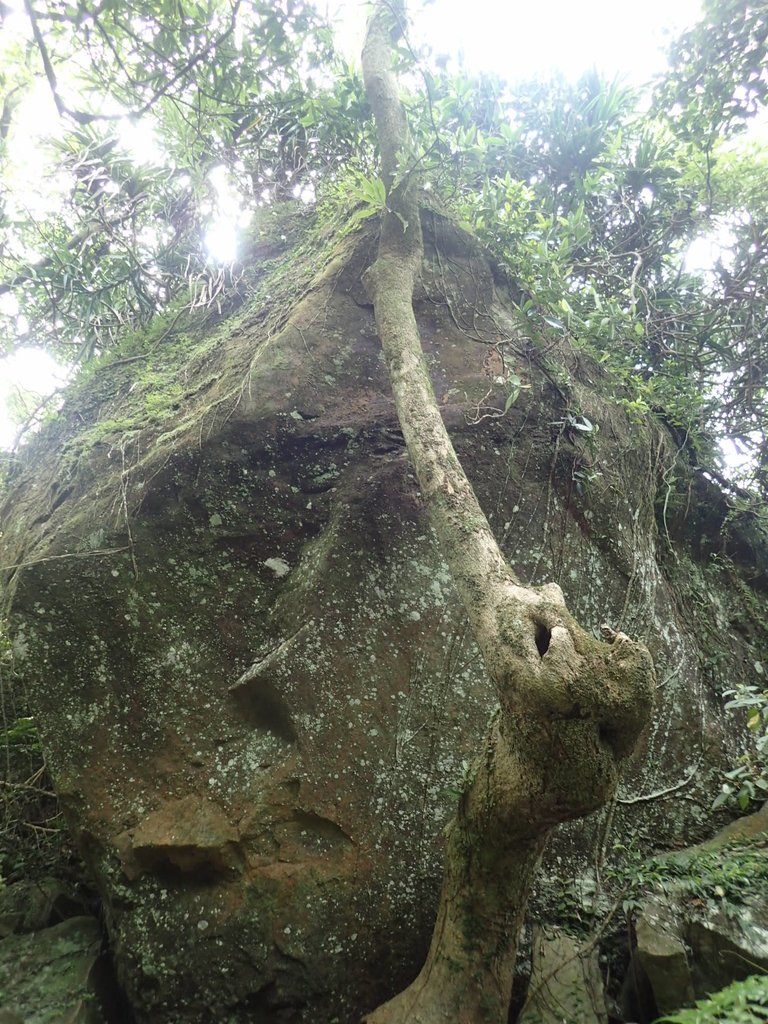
[454, 580, 656, 838]
[489, 581, 654, 748]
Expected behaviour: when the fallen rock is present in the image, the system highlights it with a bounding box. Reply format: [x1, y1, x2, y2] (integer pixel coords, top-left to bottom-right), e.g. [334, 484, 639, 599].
[687, 901, 768, 994]
[517, 925, 608, 1024]
[630, 806, 768, 1016]
[634, 896, 695, 1013]
[0, 916, 106, 1023]
[0, 877, 78, 938]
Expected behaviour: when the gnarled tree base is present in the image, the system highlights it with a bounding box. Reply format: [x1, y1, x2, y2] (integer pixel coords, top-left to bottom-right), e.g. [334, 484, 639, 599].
[362, 623, 654, 1024]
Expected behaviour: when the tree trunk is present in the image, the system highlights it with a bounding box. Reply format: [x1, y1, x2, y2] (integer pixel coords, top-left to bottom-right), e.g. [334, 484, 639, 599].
[360, 4, 655, 1021]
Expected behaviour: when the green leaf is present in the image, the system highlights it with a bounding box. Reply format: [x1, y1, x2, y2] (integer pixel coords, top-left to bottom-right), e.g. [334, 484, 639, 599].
[503, 387, 521, 413]
[543, 316, 566, 331]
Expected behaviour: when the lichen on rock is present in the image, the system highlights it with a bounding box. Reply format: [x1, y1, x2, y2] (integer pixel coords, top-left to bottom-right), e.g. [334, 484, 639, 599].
[1, 209, 767, 1022]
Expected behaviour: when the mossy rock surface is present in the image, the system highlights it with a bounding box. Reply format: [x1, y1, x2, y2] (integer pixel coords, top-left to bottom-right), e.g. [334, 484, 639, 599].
[0, 916, 105, 1024]
[2, 211, 767, 1022]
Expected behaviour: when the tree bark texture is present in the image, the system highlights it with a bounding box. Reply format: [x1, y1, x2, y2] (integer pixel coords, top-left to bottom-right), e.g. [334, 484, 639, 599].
[361, 4, 655, 1022]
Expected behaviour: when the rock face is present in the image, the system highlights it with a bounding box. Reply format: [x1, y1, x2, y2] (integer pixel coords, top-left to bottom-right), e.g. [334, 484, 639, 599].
[629, 806, 768, 1019]
[1, 210, 767, 1022]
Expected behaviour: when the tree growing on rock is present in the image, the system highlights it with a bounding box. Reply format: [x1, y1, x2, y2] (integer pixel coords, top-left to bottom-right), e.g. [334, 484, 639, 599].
[0, 3, 767, 1023]
[359, 3, 653, 1020]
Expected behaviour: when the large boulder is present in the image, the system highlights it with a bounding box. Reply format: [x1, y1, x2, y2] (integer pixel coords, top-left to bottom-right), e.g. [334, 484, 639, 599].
[0, 916, 107, 1024]
[2, 209, 767, 1022]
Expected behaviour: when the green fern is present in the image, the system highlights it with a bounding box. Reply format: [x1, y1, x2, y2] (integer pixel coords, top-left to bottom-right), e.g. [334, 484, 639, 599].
[344, 171, 388, 230]
[655, 974, 768, 1023]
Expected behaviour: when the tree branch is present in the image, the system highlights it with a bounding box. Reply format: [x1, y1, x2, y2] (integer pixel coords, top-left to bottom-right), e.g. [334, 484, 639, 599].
[22, 0, 67, 120]
[23, 0, 242, 125]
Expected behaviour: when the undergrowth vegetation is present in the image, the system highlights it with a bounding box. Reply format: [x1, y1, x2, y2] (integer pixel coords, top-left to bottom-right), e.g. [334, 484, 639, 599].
[655, 974, 768, 1024]
[715, 684, 768, 811]
[0, 620, 69, 886]
[616, 840, 768, 914]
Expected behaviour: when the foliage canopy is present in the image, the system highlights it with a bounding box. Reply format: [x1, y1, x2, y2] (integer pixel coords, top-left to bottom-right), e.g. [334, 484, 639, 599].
[0, 0, 767, 504]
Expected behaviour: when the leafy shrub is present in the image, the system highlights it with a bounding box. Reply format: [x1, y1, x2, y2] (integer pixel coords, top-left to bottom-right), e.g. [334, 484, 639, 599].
[654, 973, 768, 1023]
[607, 839, 768, 919]
[715, 683, 768, 810]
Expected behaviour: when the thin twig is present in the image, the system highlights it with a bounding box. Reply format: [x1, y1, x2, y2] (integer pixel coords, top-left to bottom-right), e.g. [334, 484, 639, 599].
[119, 440, 139, 580]
[22, 0, 67, 119]
[0, 779, 55, 798]
[616, 762, 702, 805]
[0, 547, 129, 573]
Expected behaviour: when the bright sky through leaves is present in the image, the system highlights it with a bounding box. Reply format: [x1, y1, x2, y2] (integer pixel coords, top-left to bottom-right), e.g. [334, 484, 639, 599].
[0, 0, 707, 448]
[330, 0, 703, 82]
[0, 347, 69, 449]
[423, 0, 702, 81]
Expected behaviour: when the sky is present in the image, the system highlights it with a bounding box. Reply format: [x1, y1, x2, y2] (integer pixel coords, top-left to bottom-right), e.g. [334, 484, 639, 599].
[0, 0, 706, 448]
[330, 0, 703, 82]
